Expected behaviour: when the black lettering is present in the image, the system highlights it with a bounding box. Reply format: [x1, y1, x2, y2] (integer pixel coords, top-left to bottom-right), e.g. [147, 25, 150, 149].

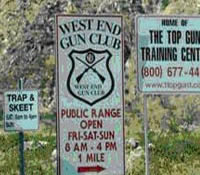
[112, 39, 121, 49]
[185, 30, 200, 44]
[181, 47, 200, 61]
[141, 47, 177, 61]
[149, 30, 163, 44]
[167, 30, 182, 44]
[161, 19, 178, 26]
[59, 23, 71, 34]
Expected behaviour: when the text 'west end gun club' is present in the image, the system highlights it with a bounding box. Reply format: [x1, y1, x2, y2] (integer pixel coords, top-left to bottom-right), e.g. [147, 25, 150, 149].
[58, 19, 122, 50]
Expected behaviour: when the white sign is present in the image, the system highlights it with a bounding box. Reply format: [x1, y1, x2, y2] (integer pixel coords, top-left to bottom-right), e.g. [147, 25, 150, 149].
[137, 15, 200, 93]
[56, 15, 125, 175]
[4, 90, 39, 131]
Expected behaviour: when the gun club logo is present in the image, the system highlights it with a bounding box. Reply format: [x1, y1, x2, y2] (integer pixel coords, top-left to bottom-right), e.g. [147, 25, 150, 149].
[67, 49, 114, 106]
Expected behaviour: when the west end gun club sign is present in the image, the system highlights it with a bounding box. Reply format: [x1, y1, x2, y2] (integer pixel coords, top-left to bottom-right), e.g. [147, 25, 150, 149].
[56, 15, 125, 175]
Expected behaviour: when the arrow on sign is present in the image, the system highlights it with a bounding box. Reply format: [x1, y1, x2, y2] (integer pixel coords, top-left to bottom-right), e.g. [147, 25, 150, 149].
[77, 165, 105, 173]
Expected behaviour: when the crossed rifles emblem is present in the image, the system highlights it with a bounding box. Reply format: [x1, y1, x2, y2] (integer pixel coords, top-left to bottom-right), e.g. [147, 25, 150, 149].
[75, 52, 106, 83]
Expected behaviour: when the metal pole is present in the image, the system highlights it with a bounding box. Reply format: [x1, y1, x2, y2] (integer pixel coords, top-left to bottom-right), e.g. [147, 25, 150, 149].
[19, 131, 25, 175]
[144, 95, 149, 175]
[18, 78, 25, 175]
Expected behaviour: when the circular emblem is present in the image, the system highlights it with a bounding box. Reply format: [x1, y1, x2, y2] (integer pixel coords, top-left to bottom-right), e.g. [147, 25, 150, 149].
[86, 52, 95, 64]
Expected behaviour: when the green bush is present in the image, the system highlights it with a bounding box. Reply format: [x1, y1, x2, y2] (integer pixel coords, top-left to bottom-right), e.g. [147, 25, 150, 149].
[0, 124, 56, 175]
[161, 0, 169, 10]
[150, 131, 200, 175]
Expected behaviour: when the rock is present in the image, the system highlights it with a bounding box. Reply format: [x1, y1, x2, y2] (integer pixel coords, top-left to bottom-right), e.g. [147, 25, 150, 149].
[148, 143, 155, 150]
[127, 138, 139, 149]
[126, 146, 144, 171]
[130, 146, 143, 159]
[24, 140, 48, 151]
[51, 149, 57, 171]
[38, 141, 48, 147]
[180, 122, 198, 132]
[24, 141, 34, 151]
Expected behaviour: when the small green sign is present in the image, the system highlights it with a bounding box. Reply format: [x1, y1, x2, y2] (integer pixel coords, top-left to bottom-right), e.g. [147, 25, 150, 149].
[137, 16, 200, 93]
[4, 90, 39, 131]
